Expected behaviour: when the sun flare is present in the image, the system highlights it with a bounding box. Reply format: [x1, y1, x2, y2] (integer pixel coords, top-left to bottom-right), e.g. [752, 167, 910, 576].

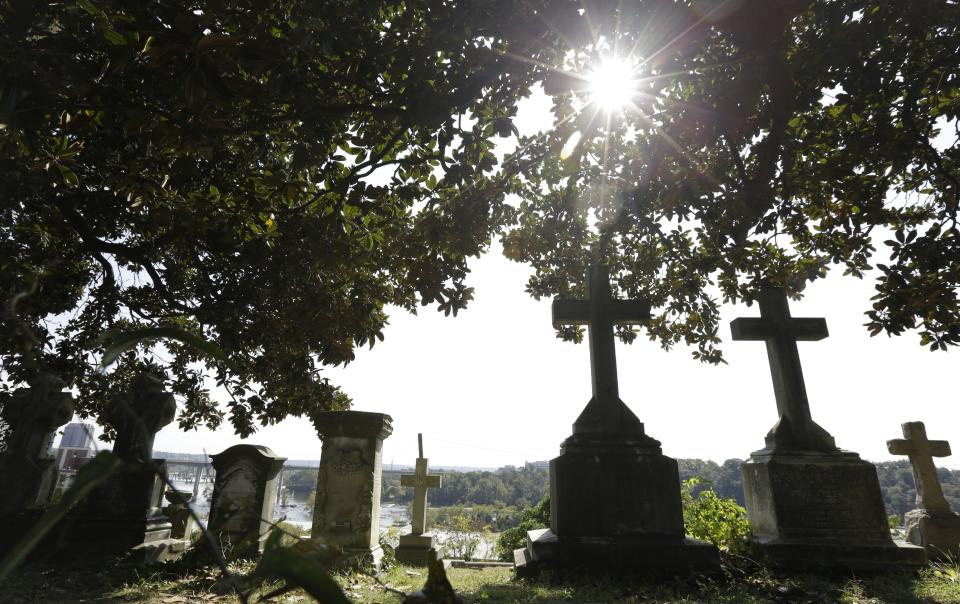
[587, 57, 638, 113]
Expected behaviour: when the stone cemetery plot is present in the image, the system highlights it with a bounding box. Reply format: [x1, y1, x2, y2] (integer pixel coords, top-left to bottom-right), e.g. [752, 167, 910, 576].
[514, 265, 718, 576]
[64, 373, 190, 563]
[732, 288, 925, 570]
[395, 433, 442, 566]
[311, 410, 393, 568]
[888, 421, 960, 560]
[207, 444, 285, 557]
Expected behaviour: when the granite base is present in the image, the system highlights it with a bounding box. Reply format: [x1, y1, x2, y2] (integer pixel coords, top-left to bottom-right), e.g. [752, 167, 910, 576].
[905, 509, 960, 561]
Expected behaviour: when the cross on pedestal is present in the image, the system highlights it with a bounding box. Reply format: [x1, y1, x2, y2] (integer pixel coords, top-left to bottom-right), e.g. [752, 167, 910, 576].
[888, 422, 952, 513]
[401, 434, 442, 535]
[552, 265, 650, 437]
[731, 288, 837, 452]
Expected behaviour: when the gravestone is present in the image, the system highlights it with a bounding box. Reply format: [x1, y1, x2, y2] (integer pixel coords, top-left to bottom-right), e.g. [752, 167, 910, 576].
[163, 489, 198, 541]
[67, 373, 189, 563]
[0, 372, 74, 516]
[311, 410, 392, 567]
[733, 288, 925, 570]
[888, 421, 960, 560]
[396, 434, 443, 566]
[208, 444, 286, 557]
[514, 265, 718, 576]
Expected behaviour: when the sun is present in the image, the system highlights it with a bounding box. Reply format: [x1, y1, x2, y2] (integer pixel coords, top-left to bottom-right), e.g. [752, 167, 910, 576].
[587, 57, 638, 113]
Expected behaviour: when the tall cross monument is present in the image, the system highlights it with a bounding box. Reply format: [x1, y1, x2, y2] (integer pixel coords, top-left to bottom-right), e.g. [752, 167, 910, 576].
[730, 288, 837, 452]
[396, 433, 442, 566]
[552, 265, 650, 438]
[513, 264, 720, 575]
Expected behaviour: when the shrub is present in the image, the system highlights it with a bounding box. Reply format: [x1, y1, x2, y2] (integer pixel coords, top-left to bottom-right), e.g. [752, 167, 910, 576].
[496, 496, 550, 561]
[681, 478, 752, 555]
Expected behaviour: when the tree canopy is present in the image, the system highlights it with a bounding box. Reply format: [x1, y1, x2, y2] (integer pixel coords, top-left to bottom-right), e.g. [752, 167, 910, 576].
[0, 0, 577, 434]
[504, 0, 960, 361]
[2, 0, 958, 435]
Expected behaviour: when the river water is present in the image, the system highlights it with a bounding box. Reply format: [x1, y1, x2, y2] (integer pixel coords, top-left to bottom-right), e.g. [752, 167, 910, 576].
[171, 480, 497, 560]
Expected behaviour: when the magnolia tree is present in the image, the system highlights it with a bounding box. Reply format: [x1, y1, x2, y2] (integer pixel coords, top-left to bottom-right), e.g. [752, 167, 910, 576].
[2, 0, 958, 436]
[504, 0, 960, 361]
[0, 0, 583, 434]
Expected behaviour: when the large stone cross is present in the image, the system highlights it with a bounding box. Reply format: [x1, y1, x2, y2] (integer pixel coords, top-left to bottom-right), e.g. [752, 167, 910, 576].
[400, 434, 441, 535]
[888, 422, 952, 513]
[552, 265, 650, 436]
[731, 288, 837, 452]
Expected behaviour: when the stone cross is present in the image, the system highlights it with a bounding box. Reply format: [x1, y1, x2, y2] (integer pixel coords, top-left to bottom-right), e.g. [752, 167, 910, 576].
[888, 422, 952, 513]
[552, 265, 650, 435]
[107, 373, 176, 464]
[730, 288, 837, 452]
[0, 372, 74, 514]
[401, 433, 442, 535]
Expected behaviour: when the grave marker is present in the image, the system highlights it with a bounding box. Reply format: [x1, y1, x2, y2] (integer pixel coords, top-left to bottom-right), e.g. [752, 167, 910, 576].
[208, 444, 286, 557]
[311, 410, 392, 568]
[514, 265, 718, 576]
[68, 373, 189, 563]
[396, 434, 442, 565]
[734, 288, 925, 570]
[888, 421, 960, 560]
[0, 372, 74, 516]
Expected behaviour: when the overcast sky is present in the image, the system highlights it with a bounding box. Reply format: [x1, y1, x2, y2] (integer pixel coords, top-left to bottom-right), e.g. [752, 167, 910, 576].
[59, 87, 959, 470]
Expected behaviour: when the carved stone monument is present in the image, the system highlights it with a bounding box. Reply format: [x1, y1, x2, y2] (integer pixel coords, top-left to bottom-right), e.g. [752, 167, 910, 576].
[208, 444, 286, 557]
[163, 489, 199, 541]
[0, 372, 74, 516]
[733, 288, 925, 569]
[396, 434, 443, 566]
[888, 421, 960, 560]
[514, 265, 718, 575]
[311, 410, 392, 567]
[67, 374, 189, 563]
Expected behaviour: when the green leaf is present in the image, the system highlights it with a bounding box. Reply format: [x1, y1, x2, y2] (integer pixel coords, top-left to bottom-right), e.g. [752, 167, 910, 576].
[103, 28, 127, 46]
[0, 451, 122, 580]
[98, 327, 227, 369]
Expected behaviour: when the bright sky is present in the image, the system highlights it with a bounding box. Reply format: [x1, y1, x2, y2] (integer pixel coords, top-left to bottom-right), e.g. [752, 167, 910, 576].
[63, 87, 960, 470]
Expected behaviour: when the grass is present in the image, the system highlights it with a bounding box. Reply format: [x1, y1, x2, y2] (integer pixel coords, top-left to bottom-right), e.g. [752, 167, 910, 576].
[1, 555, 959, 603]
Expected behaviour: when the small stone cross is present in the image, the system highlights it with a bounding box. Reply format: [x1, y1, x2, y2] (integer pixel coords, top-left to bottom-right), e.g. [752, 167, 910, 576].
[888, 422, 952, 513]
[552, 265, 650, 435]
[401, 434, 442, 535]
[730, 288, 837, 452]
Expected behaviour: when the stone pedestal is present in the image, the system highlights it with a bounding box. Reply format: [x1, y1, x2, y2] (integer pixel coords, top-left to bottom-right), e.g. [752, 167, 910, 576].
[515, 432, 719, 576]
[311, 411, 392, 568]
[742, 451, 926, 570]
[904, 509, 960, 561]
[208, 444, 286, 557]
[396, 533, 436, 565]
[163, 490, 198, 541]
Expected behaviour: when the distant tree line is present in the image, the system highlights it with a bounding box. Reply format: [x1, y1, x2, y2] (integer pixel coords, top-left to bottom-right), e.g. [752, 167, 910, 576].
[376, 459, 959, 525]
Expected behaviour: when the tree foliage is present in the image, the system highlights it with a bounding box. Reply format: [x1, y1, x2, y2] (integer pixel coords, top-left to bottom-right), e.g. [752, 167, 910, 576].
[503, 0, 960, 360]
[0, 0, 576, 433]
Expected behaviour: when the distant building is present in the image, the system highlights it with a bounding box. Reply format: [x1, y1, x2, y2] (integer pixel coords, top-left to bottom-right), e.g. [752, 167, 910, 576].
[56, 422, 95, 471]
[60, 422, 95, 449]
[525, 460, 549, 471]
[499, 464, 517, 472]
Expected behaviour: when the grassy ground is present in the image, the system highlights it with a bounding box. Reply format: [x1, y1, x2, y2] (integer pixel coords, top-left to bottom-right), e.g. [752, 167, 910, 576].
[2, 555, 959, 603]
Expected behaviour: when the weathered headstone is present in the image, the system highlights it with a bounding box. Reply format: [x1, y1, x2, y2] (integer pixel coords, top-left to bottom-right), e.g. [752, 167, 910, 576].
[67, 373, 188, 563]
[208, 444, 286, 557]
[514, 265, 718, 575]
[0, 372, 74, 516]
[733, 288, 925, 569]
[888, 421, 960, 560]
[395, 434, 442, 566]
[311, 410, 392, 567]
